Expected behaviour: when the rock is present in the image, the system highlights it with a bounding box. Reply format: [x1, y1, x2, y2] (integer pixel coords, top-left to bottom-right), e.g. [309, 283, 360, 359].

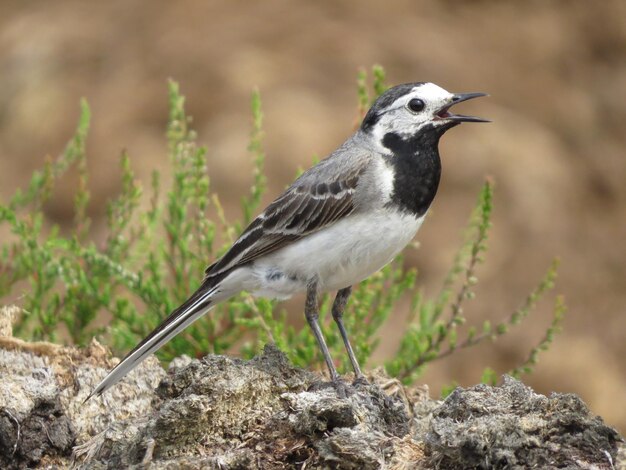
[74, 344, 413, 469]
[421, 376, 623, 470]
[0, 305, 165, 469]
[0, 311, 623, 469]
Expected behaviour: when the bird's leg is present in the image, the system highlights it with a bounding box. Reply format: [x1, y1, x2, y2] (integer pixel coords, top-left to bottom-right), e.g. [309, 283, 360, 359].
[305, 281, 339, 381]
[332, 286, 366, 383]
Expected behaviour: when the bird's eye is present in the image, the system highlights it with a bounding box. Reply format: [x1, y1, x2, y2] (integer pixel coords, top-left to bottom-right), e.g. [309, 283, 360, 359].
[407, 98, 425, 113]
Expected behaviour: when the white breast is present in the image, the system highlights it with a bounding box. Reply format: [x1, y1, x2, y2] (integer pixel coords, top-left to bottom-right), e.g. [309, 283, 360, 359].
[235, 209, 425, 298]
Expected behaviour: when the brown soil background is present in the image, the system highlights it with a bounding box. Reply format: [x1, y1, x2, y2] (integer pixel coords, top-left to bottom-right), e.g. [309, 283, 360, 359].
[0, 0, 624, 432]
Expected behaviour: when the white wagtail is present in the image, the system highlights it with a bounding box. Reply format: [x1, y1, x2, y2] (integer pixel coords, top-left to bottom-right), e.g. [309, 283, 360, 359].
[87, 82, 488, 399]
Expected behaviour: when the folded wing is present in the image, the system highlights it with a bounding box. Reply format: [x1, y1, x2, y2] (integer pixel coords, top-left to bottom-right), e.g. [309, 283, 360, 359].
[206, 166, 363, 278]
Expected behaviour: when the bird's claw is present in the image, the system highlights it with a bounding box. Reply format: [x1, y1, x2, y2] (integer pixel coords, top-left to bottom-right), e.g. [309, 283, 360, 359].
[308, 376, 356, 398]
[352, 375, 369, 388]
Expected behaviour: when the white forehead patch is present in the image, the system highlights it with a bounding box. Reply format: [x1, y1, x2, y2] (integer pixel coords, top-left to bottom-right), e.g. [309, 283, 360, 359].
[412, 83, 454, 102]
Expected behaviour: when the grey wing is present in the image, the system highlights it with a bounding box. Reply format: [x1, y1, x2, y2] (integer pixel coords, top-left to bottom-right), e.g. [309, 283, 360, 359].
[205, 164, 363, 278]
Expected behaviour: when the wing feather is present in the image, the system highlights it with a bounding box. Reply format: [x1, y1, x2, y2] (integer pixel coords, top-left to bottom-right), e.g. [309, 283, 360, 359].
[205, 163, 364, 278]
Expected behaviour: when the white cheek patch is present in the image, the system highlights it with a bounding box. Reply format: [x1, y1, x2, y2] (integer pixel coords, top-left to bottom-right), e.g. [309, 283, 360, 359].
[375, 109, 431, 140]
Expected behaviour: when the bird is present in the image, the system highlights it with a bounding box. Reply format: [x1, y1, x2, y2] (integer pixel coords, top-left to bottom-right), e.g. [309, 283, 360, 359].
[87, 82, 488, 400]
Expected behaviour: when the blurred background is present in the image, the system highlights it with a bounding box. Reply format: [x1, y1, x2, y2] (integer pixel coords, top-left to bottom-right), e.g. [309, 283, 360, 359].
[0, 0, 624, 432]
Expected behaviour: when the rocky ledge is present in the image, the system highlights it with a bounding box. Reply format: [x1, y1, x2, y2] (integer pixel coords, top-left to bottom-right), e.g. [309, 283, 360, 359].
[0, 306, 623, 469]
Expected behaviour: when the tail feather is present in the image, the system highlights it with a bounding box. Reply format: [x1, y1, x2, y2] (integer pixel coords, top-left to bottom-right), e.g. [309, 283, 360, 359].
[86, 278, 223, 401]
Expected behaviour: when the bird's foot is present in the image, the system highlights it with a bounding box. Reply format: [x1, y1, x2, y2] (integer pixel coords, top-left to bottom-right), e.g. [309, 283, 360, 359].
[331, 377, 355, 398]
[352, 375, 369, 388]
[308, 376, 355, 398]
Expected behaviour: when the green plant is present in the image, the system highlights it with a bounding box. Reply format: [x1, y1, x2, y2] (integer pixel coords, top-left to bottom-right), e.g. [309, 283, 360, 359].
[0, 67, 565, 388]
[385, 180, 564, 389]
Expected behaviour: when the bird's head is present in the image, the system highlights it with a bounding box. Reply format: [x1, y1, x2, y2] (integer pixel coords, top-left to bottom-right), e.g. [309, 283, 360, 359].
[361, 82, 489, 145]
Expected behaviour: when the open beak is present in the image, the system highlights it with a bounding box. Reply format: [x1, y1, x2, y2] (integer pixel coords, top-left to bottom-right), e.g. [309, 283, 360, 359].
[436, 92, 490, 123]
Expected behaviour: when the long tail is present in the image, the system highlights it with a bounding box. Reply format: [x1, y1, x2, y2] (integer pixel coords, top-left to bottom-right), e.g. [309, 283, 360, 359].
[86, 277, 225, 400]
